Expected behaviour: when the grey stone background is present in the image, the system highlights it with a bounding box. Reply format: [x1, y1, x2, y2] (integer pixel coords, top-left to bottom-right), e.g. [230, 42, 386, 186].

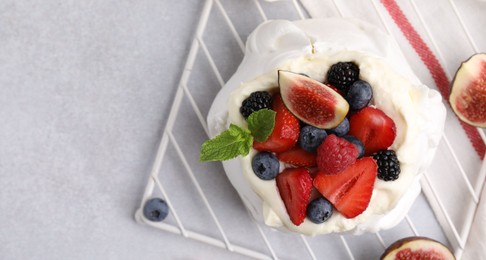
[0, 0, 242, 259]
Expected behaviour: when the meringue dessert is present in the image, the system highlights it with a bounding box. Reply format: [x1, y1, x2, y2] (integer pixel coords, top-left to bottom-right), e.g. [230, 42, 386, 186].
[203, 18, 446, 236]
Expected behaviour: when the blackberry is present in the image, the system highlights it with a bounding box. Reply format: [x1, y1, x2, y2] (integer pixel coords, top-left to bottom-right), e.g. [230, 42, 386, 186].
[373, 150, 400, 181]
[327, 62, 360, 93]
[240, 91, 272, 119]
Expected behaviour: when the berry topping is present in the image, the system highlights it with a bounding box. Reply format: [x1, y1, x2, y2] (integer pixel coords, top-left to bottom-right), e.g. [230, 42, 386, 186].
[143, 198, 169, 222]
[299, 125, 328, 152]
[342, 135, 365, 159]
[313, 157, 377, 218]
[346, 80, 373, 110]
[253, 94, 300, 153]
[240, 91, 273, 119]
[276, 168, 313, 226]
[373, 149, 401, 181]
[306, 197, 333, 224]
[316, 134, 359, 175]
[328, 117, 350, 137]
[277, 146, 317, 167]
[348, 106, 396, 156]
[327, 62, 360, 94]
[252, 152, 280, 180]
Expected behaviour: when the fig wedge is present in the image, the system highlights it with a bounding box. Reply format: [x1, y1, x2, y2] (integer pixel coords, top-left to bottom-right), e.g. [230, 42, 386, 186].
[278, 70, 349, 129]
[381, 236, 455, 260]
[449, 53, 486, 127]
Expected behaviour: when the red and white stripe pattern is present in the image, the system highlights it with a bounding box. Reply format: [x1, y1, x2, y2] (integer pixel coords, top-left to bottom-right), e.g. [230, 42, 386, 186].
[380, 0, 486, 159]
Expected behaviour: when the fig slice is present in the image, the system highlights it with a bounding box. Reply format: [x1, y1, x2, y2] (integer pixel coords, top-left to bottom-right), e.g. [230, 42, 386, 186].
[278, 70, 349, 129]
[449, 53, 486, 127]
[381, 236, 455, 260]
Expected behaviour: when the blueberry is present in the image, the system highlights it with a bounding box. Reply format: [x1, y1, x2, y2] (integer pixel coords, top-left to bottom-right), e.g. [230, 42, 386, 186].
[298, 125, 328, 152]
[342, 135, 365, 158]
[307, 197, 333, 224]
[346, 80, 373, 110]
[252, 152, 280, 180]
[328, 117, 349, 136]
[143, 198, 169, 222]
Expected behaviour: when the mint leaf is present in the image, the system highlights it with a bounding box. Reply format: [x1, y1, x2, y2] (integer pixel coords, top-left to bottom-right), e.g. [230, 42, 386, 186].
[199, 124, 252, 162]
[199, 110, 275, 162]
[247, 109, 276, 142]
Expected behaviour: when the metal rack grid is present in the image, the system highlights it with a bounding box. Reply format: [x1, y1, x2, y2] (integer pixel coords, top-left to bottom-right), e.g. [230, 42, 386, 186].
[135, 0, 486, 259]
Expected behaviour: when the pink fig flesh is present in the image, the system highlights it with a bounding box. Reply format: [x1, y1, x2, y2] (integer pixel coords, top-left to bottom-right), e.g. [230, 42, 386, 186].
[278, 70, 349, 129]
[381, 236, 455, 260]
[449, 53, 486, 128]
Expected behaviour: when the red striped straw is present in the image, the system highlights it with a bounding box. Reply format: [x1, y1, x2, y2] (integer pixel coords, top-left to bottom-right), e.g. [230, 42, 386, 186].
[380, 0, 486, 159]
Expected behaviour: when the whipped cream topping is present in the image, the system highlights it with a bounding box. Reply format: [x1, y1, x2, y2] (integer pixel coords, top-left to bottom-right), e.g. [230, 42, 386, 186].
[207, 18, 446, 235]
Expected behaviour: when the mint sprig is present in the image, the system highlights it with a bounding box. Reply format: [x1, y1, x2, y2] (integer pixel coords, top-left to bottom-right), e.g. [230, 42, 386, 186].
[247, 109, 276, 142]
[200, 109, 276, 162]
[200, 124, 252, 162]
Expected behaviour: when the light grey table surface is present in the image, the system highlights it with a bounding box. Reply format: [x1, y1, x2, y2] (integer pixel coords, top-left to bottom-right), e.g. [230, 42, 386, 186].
[0, 0, 255, 259]
[3, 0, 484, 259]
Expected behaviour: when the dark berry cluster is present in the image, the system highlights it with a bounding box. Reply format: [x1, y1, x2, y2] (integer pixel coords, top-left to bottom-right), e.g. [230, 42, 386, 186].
[240, 91, 273, 119]
[373, 150, 400, 181]
[327, 62, 360, 94]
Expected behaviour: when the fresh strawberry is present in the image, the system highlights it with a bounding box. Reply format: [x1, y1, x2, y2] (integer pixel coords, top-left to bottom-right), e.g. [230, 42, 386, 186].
[277, 146, 317, 167]
[253, 94, 300, 153]
[316, 134, 358, 175]
[313, 157, 377, 218]
[348, 106, 396, 156]
[276, 167, 313, 225]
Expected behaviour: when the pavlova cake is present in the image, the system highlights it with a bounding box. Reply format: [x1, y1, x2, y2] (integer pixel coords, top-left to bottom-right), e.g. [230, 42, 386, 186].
[200, 18, 446, 236]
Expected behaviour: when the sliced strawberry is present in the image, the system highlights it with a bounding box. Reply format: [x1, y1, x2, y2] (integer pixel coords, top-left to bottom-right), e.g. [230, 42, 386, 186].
[253, 94, 300, 153]
[316, 134, 358, 175]
[313, 157, 377, 218]
[276, 167, 313, 225]
[348, 106, 396, 156]
[277, 146, 317, 167]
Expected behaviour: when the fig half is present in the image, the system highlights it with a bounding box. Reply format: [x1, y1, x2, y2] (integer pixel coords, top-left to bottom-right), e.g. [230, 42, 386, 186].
[278, 70, 349, 129]
[381, 236, 455, 260]
[449, 53, 486, 127]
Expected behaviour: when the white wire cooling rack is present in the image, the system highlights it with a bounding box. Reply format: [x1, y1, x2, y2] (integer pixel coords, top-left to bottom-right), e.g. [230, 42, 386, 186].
[135, 0, 486, 259]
